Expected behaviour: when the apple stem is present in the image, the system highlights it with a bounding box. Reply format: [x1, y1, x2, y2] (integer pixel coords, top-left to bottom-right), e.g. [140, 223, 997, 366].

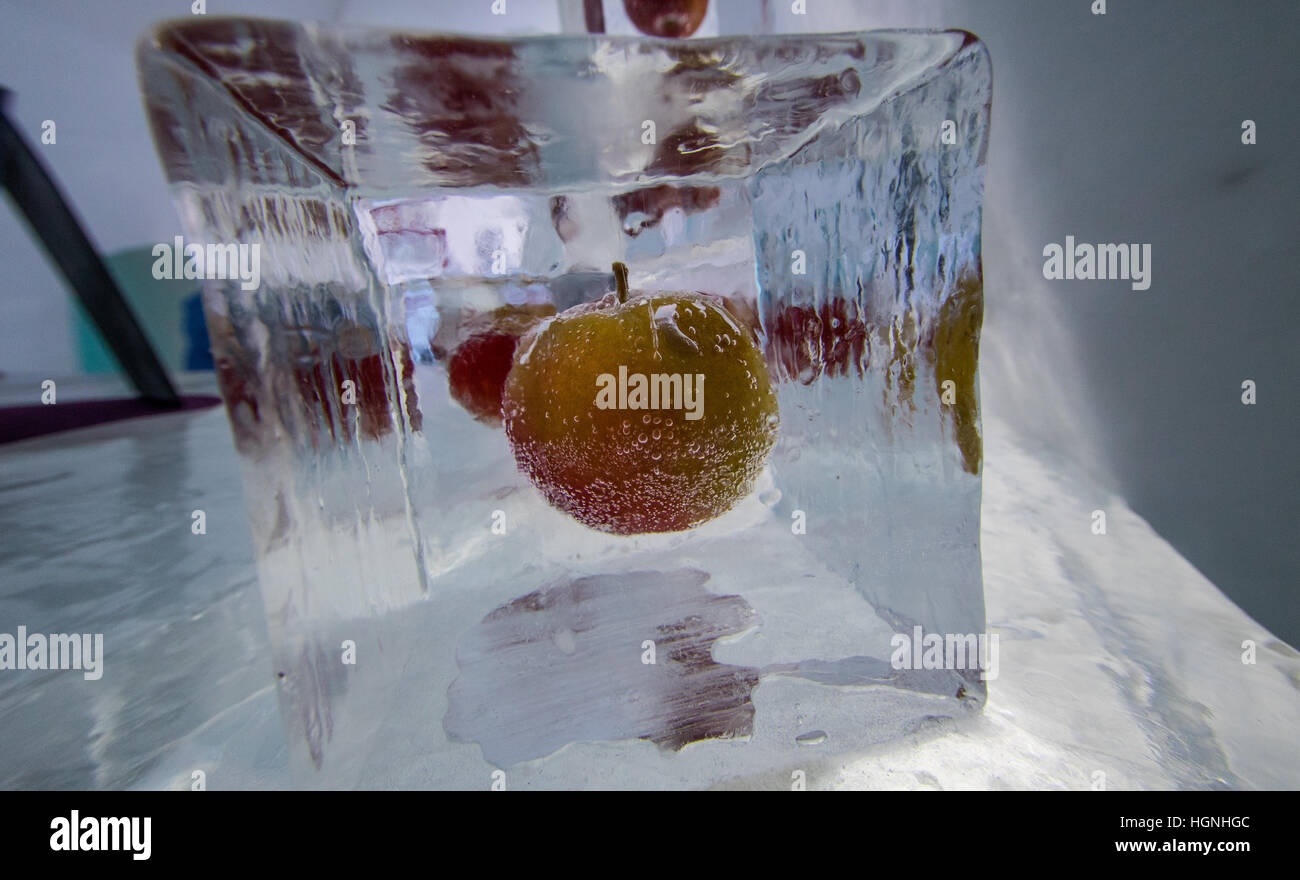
[613, 261, 629, 303]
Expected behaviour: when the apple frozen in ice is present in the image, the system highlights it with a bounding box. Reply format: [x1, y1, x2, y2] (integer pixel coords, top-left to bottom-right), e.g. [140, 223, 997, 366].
[502, 263, 779, 534]
[446, 304, 556, 425]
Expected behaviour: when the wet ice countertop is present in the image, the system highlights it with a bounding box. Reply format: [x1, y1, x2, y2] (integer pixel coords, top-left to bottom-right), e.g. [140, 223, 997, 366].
[1, 375, 1297, 790]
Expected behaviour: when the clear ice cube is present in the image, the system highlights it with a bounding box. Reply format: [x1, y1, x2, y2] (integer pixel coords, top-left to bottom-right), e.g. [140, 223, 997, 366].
[139, 19, 991, 788]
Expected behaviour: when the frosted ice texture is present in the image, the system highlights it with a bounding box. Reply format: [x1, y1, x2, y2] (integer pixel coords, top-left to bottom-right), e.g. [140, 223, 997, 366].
[139, 20, 990, 787]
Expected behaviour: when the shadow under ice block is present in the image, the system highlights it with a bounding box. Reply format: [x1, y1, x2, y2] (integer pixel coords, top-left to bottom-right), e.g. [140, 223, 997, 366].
[139, 19, 991, 788]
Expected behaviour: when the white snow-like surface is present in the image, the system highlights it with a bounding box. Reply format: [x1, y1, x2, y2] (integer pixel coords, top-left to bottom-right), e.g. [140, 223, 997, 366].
[0, 378, 1294, 789]
[828, 414, 1300, 790]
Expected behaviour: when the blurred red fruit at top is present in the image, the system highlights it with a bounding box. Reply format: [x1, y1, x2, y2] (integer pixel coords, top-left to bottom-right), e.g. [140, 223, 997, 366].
[624, 0, 709, 38]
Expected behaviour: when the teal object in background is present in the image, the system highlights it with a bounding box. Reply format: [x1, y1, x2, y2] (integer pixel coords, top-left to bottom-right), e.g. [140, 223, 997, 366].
[73, 245, 212, 374]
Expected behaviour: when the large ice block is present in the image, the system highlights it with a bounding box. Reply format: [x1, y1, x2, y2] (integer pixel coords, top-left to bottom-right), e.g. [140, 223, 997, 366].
[139, 19, 991, 788]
